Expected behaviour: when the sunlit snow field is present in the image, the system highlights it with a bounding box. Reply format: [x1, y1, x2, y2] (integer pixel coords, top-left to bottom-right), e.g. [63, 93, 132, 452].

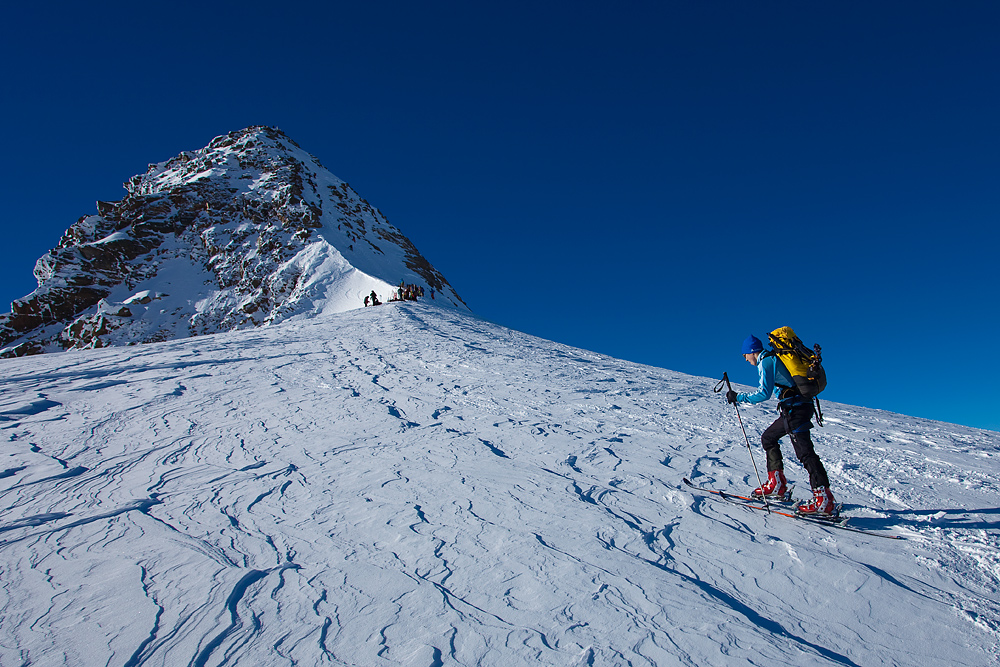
[1, 303, 998, 666]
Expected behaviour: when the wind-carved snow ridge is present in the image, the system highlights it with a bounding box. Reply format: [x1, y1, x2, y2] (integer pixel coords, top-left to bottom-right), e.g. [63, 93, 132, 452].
[0, 125, 467, 358]
[1, 303, 998, 665]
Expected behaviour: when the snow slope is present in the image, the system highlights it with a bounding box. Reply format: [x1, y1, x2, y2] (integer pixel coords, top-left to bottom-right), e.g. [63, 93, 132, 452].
[1, 303, 998, 666]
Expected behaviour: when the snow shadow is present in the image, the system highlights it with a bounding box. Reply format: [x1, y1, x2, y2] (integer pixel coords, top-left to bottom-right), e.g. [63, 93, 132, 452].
[866, 507, 1000, 531]
[3, 357, 245, 387]
[0, 398, 62, 421]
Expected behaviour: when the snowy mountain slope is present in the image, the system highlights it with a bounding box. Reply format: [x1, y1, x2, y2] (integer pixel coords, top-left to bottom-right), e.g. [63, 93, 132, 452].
[0, 126, 466, 358]
[1, 303, 998, 666]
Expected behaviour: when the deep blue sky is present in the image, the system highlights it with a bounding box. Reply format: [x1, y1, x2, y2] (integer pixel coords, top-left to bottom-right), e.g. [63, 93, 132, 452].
[3, 2, 998, 431]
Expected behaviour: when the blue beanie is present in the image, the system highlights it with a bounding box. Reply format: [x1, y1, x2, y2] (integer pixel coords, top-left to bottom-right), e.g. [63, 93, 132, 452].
[741, 335, 763, 355]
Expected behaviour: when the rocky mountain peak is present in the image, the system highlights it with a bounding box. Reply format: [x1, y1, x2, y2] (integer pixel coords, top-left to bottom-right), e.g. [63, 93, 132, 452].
[0, 126, 467, 357]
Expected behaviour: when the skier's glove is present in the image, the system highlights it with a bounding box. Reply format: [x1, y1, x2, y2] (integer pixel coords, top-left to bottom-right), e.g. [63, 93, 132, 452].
[725, 390, 739, 405]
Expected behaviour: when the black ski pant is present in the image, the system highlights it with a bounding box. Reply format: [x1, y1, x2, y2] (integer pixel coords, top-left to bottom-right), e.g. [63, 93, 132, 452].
[760, 402, 830, 490]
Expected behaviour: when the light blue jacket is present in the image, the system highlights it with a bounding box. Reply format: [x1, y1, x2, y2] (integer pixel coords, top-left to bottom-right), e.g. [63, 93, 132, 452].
[738, 352, 795, 405]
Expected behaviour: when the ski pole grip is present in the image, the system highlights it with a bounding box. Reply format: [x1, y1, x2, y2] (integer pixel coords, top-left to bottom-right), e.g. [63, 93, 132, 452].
[713, 372, 733, 394]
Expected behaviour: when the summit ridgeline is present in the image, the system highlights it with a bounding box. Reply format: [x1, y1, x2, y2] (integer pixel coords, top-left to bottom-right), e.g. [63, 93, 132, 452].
[1, 126, 466, 357]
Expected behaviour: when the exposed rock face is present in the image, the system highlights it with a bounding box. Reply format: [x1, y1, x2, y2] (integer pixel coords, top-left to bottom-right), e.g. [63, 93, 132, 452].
[0, 126, 467, 357]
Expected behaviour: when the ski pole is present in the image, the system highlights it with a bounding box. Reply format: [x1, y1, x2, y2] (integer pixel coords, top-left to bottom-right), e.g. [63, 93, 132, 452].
[714, 372, 770, 513]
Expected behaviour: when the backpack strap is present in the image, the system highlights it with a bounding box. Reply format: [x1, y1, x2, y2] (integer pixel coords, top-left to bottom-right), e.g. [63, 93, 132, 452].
[778, 386, 801, 401]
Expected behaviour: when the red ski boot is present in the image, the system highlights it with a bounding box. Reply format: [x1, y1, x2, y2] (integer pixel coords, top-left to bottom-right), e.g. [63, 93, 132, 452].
[797, 486, 838, 517]
[751, 470, 788, 499]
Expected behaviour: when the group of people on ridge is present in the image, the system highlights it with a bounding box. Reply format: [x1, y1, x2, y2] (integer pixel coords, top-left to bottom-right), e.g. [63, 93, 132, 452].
[391, 282, 427, 302]
[363, 282, 435, 308]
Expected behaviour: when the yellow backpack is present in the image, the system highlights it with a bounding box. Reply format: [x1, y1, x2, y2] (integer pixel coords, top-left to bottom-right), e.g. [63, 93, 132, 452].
[767, 326, 827, 398]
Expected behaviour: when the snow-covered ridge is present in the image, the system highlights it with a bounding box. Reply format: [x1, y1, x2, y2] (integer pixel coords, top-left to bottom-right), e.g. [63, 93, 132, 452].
[1, 303, 997, 665]
[0, 126, 466, 357]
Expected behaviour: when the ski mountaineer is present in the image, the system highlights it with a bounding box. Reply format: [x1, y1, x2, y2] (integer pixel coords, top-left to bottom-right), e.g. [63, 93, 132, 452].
[725, 334, 838, 517]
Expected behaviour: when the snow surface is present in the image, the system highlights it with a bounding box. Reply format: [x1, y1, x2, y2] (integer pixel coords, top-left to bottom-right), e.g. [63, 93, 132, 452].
[1, 303, 998, 666]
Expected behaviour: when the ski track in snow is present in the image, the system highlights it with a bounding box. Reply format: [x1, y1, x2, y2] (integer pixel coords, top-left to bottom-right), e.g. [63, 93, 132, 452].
[0, 303, 998, 666]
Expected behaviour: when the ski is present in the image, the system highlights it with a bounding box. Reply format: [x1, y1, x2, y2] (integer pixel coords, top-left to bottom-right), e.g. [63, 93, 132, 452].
[682, 477, 800, 509]
[690, 483, 796, 506]
[682, 478, 904, 540]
